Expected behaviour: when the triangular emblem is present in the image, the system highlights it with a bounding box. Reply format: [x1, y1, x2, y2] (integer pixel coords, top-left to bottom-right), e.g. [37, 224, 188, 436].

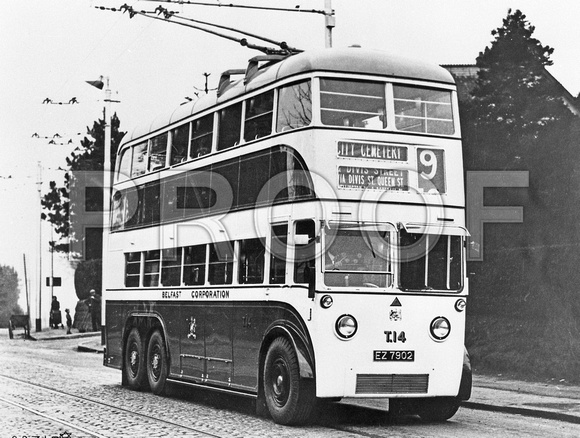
[390, 297, 402, 307]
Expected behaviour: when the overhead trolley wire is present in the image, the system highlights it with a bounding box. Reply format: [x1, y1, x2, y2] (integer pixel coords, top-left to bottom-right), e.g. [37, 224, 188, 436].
[155, 6, 302, 53]
[136, 0, 329, 16]
[96, 4, 303, 55]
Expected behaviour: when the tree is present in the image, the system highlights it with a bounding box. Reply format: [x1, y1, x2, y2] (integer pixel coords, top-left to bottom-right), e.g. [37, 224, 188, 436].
[74, 259, 101, 300]
[0, 265, 23, 327]
[458, 9, 580, 379]
[41, 113, 125, 256]
[462, 9, 575, 171]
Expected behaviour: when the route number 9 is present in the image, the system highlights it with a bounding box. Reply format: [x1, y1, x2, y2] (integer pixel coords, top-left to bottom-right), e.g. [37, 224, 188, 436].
[419, 150, 438, 180]
[417, 148, 445, 193]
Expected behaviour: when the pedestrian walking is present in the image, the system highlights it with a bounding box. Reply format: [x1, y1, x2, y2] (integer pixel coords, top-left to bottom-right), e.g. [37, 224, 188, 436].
[65, 308, 72, 334]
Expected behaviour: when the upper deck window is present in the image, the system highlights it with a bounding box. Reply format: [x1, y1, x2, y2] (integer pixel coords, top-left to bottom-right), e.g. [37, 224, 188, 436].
[191, 114, 213, 158]
[320, 79, 386, 129]
[277, 80, 312, 132]
[217, 103, 242, 151]
[170, 124, 189, 166]
[244, 91, 274, 141]
[117, 147, 132, 182]
[393, 86, 454, 135]
[131, 141, 148, 178]
[149, 133, 168, 171]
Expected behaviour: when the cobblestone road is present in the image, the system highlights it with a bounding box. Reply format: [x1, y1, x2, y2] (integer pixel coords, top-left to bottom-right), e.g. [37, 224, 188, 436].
[2, 335, 580, 438]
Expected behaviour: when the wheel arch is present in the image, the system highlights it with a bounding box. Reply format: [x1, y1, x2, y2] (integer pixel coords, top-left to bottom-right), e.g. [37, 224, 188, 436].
[258, 322, 315, 389]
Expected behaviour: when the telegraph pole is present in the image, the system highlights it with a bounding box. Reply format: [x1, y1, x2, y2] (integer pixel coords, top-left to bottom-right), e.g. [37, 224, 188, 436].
[102, 77, 112, 344]
[36, 162, 42, 332]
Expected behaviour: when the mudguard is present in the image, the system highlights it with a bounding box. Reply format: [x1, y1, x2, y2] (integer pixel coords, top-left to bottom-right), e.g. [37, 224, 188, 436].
[262, 324, 314, 379]
[458, 346, 472, 400]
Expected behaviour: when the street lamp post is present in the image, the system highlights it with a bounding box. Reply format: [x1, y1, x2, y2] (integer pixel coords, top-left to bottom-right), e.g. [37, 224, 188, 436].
[86, 76, 112, 344]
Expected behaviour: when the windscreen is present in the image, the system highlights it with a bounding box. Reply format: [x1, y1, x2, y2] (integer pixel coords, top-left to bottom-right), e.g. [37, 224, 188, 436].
[324, 224, 392, 288]
[399, 231, 463, 291]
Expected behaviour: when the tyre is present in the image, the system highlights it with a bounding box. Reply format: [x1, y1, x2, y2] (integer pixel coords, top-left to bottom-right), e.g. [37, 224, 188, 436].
[413, 396, 461, 422]
[123, 328, 147, 390]
[147, 330, 169, 395]
[263, 337, 315, 425]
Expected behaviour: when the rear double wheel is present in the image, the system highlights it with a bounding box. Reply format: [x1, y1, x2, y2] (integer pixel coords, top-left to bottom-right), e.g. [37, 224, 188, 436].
[123, 328, 146, 389]
[263, 337, 315, 425]
[147, 330, 169, 395]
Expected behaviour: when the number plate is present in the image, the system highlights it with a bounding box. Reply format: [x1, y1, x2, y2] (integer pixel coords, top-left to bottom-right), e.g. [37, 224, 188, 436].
[373, 350, 415, 361]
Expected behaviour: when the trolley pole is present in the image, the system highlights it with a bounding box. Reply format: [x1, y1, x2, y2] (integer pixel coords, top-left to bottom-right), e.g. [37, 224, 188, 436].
[324, 0, 335, 48]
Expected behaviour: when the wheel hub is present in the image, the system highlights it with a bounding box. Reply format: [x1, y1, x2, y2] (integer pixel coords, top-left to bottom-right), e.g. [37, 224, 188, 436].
[271, 360, 289, 405]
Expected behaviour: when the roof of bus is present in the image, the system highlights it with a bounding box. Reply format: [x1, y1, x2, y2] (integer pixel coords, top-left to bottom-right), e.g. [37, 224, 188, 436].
[120, 47, 455, 147]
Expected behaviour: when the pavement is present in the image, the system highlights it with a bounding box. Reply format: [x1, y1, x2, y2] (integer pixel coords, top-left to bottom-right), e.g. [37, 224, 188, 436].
[6, 327, 580, 424]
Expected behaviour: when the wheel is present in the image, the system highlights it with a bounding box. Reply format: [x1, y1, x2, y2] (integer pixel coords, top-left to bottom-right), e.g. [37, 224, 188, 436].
[147, 330, 169, 395]
[263, 337, 315, 425]
[123, 328, 147, 390]
[413, 397, 461, 422]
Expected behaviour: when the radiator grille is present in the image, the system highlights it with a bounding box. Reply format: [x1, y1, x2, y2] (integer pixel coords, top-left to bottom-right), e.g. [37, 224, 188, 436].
[355, 374, 429, 394]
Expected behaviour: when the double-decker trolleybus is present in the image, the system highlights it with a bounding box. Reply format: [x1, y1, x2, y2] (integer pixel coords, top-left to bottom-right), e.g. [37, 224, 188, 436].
[104, 47, 472, 425]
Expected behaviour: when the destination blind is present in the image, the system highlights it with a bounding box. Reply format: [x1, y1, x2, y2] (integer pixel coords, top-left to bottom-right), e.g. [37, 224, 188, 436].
[337, 141, 407, 161]
[338, 166, 408, 190]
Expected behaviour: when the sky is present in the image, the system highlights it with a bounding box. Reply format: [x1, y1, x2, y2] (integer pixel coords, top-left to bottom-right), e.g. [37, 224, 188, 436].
[1, 0, 579, 322]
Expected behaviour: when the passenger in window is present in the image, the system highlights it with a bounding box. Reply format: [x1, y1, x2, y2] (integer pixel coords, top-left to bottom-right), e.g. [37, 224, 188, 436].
[196, 146, 210, 157]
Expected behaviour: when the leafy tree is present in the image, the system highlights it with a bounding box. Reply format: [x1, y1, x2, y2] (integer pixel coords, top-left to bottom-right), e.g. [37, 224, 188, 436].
[74, 259, 102, 300]
[0, 265, 23, 327]
[462, 9, 576, 170]
[41, 113, 125, 256]
[458, 9, 580, 380]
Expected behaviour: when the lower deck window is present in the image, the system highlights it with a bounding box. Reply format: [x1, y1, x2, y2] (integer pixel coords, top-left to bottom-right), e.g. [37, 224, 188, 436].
[125, 252, 141, 287]
[183, 244, 206, 286]
[239, 238, 265, 284]
[209, 241, 234, 285]
[143, 250, 161, 287]
[161, 248, 182, 286]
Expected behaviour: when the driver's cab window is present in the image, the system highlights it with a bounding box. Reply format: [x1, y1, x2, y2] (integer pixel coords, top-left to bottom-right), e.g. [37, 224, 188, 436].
[270, 224, 288, 284]
[293, 219, 316, 284]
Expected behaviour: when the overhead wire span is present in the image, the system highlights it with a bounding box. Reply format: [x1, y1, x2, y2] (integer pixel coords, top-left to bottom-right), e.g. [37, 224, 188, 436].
[96, 4, 303, 55]
[136, 0, 328, 16]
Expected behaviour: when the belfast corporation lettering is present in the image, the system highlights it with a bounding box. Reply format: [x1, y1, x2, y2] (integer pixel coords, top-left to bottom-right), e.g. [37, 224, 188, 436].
[192, 289, 230, 299]
[337, 141, 407, 161]
[338, 166, 408, 190]
[160, 289, 231, 300]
